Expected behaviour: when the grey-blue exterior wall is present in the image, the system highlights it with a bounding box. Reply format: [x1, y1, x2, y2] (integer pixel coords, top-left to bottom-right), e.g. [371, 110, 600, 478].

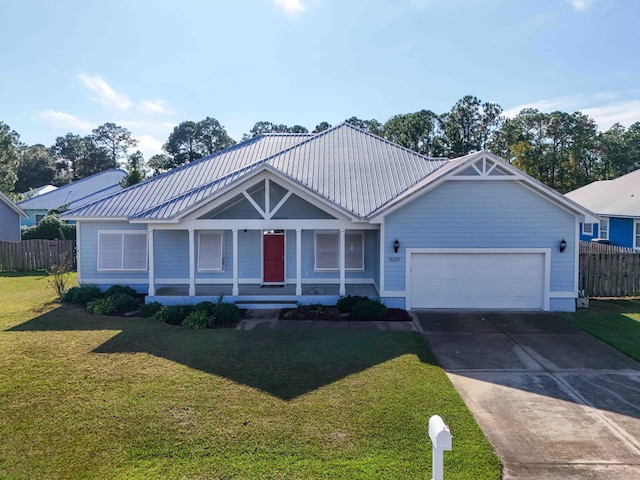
[0, 202, 21, 242]
[382, 180, 577, 308]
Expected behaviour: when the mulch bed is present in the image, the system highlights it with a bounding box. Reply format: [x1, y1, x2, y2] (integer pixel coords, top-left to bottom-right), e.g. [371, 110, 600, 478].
[278, 305, 411, 322]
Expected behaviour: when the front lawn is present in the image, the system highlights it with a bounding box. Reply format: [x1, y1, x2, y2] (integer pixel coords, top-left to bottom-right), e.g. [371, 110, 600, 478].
[0, 272, 501, 479]
[562, 298, 640, 362]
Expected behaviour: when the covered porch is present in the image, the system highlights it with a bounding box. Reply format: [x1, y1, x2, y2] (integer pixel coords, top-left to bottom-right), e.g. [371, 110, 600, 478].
[147, 283, 379, 309]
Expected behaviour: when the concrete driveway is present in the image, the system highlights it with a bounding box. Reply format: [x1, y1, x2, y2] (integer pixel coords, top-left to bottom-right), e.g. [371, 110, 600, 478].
[415, 311, 640, 479]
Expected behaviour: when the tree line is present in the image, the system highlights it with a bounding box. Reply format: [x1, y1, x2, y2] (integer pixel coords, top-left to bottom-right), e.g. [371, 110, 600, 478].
[1, 95, 639, 200]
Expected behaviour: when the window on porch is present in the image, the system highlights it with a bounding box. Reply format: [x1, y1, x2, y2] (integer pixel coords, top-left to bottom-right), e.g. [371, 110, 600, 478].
[314, 231, 364, 271]
[198, 232, 224, 271]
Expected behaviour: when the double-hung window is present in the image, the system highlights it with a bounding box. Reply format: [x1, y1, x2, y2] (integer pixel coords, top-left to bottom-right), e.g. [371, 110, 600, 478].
[198, 232, 224, 271]
[582, 223, 593, 235]
[314, 231, 364, 271]
[98, 231, 148, 271]
[635, 221, 640, 250]
[599, 218, 609, 240]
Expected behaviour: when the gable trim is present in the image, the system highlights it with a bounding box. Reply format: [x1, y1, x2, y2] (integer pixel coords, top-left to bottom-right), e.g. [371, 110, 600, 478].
[134, 166, 359, 224]
[368, 151, 599, 224]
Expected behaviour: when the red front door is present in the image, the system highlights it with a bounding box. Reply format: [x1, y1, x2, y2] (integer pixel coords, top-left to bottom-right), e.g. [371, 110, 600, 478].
[263, 234, 285, 283]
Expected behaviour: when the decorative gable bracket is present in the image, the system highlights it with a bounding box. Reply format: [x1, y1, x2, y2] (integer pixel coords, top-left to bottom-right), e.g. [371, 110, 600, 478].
[453, 156, 520, 179]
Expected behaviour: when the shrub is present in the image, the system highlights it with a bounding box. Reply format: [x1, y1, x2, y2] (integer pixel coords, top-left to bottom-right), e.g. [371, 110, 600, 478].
[139, 301, 163, 317]
[21, 214, 76, 240]
[351, 298, 388, 320]
[87, 298, 117, 315]
[182, 310, 214, 329]
[108, 293, 139, 313]
[336, 295, 369, 313]
[212, 302, 242, 324]
[194, 301, 217, 317]
[71, 285, 103, 305]
[155, 304, 195, 326]
[104, 285, 138, 298]
[60, 286, 79, 303]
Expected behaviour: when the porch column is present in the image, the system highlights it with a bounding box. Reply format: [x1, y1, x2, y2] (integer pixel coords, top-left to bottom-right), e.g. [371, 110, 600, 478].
[232, 229, 239, 296]
[339, 228, 346, 296]
[296, 229, 302, 295]
[188, 229, 195, 296]
[148, 229, 155, 296]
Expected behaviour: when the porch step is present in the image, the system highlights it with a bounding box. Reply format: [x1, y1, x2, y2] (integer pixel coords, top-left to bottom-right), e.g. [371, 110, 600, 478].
[234, 300, 299, 310]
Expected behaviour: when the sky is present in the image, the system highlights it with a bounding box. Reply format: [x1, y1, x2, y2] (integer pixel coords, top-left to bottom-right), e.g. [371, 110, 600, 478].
[1, 0, 639, 160]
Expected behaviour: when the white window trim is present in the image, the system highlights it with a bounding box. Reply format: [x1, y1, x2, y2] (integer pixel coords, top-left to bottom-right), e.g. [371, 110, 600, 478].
[97, 231, 148, 272]
[599, 217, 609, 240]
[582, 223, 593, 235]
[314, 231, 365, 271]
[198, 231, 224, 272]
[634, 220, 640, 250]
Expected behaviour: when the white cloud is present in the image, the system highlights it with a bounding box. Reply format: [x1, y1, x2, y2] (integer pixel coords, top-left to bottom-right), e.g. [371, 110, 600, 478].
[565, 0, 597, 11]
[136, 134, 165, 159]
[274, 0, 307, 16]
[39, 110, 95, 132]
[138, 99, 174, 115]
[77, 73, 133, 110]
[503, 92, 640, 131]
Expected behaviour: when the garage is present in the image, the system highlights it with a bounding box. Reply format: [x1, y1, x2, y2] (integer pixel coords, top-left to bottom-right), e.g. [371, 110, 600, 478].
[408, 250, 547, 310]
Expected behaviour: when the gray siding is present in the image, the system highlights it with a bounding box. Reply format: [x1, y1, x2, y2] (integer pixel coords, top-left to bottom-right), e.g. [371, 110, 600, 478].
[384, 180, 576, 293]
[0, 202, 21, 242]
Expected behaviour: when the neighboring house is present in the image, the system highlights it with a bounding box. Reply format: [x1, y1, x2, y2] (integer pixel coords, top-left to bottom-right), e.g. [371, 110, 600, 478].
[18, 169, 126, 226]
[63, 124, 596, 312]
[0, 191, 27, 242]
[566, 168, 640, 250]
[22, 184, 58, 200]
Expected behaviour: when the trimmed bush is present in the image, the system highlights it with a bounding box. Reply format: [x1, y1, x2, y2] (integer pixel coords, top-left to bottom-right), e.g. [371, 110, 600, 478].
[212, 302, 242, 324]
[71, 285, 103, 305]
[155, 304, 195, 326]
[182, 310, 214, 329]
[194, 301, 217, 317]
[87, 298, 117, 315]
[21, 214, 76, 240]
[336, 295, 369, 313]
[351, 298, 388, 320]
[60, 286, 79, 303]
[139, 301, 163, 318]
[104, 285, 138, 298]
[108, 293, 139, 313]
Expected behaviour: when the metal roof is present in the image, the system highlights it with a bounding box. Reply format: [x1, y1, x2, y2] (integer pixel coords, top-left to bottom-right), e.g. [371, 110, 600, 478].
[64, 134, 311, 219]
[64, 124, 449, 220]
[565, 168, 640, 218]
[18, 169, 126, 211]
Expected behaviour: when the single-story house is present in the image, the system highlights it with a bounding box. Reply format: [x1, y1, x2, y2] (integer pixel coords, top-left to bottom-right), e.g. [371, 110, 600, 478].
[18, 169, 126, 226]
[63, 124, 596, 311]
[0, 191, 27, 242]
[565, 168, 640, 250]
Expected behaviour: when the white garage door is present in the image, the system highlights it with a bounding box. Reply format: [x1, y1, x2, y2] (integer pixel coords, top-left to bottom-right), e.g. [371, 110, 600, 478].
[409, 252, 545, 310]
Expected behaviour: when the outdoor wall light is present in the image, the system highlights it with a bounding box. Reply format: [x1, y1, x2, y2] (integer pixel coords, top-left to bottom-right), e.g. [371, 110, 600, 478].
[559, 238, 567, 253]
[394, 239, 400, 253]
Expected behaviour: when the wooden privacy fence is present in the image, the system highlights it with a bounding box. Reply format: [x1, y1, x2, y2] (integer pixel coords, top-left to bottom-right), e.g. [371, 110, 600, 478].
[0, 240, 76, 271]
[579, 241, 640, 296]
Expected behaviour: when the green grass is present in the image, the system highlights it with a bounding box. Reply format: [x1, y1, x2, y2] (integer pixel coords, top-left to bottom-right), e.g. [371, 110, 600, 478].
[0, 272, 501, 479]
[561, 298, 640, 362]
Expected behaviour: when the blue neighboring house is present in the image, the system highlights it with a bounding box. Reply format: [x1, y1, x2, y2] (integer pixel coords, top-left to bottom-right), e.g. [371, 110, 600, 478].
[63, 124, 596, 312]
[566, 168, 640, 250]
[18, 169, 126, 227]
[0, 191, 27, 242]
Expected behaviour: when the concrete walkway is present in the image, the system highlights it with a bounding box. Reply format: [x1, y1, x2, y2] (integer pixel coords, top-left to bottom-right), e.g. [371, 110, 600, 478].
[237, 309, 417, 332]
[414, 311, 640, 479]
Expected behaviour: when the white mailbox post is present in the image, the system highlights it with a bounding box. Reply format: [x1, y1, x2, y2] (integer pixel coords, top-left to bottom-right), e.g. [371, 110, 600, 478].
[428, 415, 452, 480]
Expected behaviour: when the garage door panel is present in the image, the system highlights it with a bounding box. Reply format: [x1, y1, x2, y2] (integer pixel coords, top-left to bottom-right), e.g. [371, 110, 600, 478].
[410, 252, 544, 310]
